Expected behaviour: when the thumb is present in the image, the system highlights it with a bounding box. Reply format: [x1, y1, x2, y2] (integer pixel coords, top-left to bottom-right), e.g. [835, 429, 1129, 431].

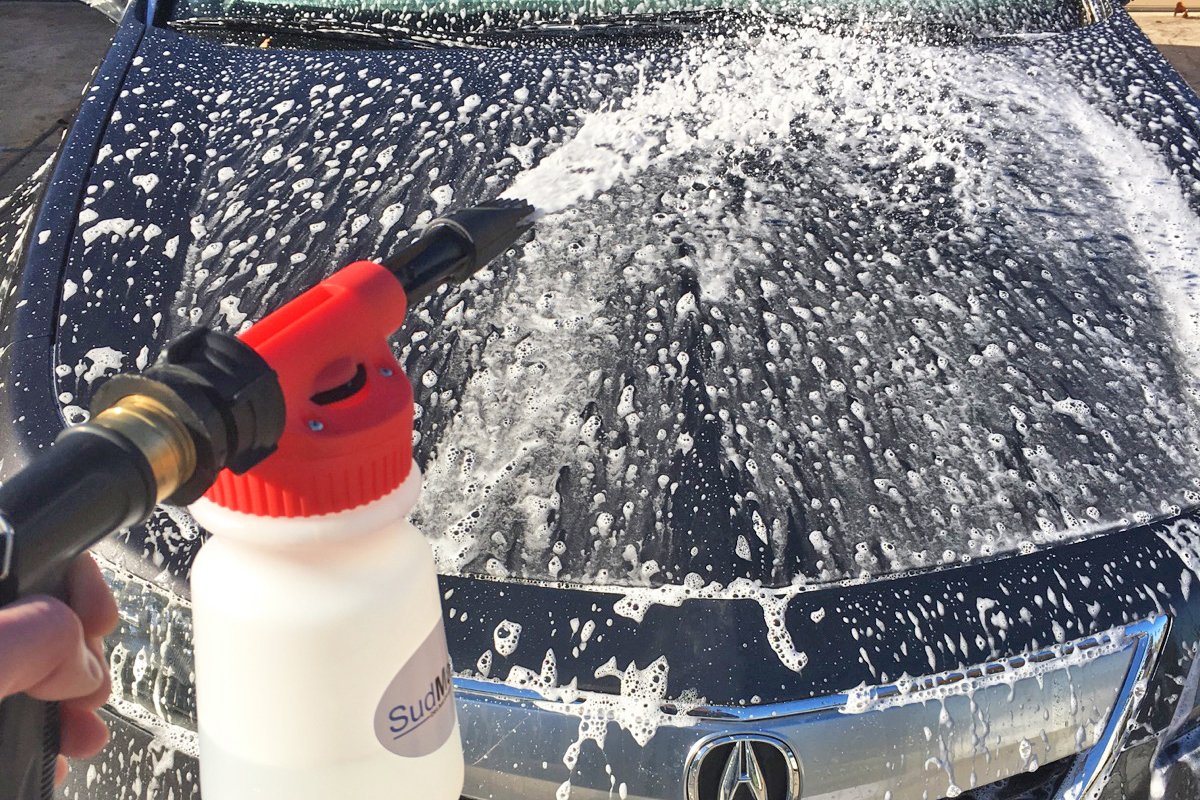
[0, 596, 106, 702]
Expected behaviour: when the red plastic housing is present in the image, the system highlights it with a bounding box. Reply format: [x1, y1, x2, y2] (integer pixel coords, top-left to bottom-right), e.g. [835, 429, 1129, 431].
[204, 260, 414, 517]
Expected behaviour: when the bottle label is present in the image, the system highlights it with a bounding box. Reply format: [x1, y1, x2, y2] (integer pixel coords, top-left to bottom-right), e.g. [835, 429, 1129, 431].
[374, 622, 457, 757]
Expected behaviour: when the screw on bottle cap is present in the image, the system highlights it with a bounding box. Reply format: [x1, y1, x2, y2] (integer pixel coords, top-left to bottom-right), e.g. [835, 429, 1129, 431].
[204, 261, 414, 517]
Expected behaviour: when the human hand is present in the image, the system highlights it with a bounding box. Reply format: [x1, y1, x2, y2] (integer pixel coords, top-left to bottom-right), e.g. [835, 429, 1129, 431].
[0, 553, 120, 786]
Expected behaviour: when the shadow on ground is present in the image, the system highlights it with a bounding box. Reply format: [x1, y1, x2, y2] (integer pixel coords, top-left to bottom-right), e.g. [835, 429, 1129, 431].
[0, 1, 115, 197]
[1156, 42, 1200, 87]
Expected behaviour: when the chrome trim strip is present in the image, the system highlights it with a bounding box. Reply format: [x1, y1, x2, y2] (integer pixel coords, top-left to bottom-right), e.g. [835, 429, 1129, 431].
[684, 633, 1115, 722]
[455, 626, 1124, 724]
[457, 677, 572, 706]
[0, 515, 13, 582]
[1056, 615, 1170, 800]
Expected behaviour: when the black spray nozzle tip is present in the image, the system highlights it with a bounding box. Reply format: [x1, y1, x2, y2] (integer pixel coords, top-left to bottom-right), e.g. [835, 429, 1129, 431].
[427, 198, 536, 272]
[385, 198, 537, 303]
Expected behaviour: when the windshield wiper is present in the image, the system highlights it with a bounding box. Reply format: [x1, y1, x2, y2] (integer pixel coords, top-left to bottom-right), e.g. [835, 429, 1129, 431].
[483, 9, 745, 41]
[170, 16, 492, 50]
[171, 8, 737, 50]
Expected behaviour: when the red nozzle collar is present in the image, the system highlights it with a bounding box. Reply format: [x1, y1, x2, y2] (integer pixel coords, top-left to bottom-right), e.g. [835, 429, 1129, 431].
[204, 260, 414, 517]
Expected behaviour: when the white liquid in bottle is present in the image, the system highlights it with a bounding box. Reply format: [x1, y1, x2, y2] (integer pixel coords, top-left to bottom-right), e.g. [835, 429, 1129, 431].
[189, 468, 464, 800]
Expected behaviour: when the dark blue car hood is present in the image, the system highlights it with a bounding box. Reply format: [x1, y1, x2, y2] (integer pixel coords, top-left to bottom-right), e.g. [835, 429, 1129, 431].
[23, 12, 1200, 595]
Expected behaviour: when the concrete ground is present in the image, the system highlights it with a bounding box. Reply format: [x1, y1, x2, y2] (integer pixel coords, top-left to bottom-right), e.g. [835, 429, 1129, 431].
[1129, 1, 1200, 90]
[0, 0, 114, 197]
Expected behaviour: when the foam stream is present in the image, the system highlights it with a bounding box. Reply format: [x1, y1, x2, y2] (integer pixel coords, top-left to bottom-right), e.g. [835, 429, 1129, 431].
[424, 22, 1200, 593]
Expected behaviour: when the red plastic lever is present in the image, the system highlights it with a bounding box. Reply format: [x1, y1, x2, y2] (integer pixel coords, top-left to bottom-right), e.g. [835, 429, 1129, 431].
[205, 261, 415, 517]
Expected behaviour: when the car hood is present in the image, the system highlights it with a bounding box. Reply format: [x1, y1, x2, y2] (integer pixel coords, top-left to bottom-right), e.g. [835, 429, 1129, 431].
[32, 13, 1200, 595]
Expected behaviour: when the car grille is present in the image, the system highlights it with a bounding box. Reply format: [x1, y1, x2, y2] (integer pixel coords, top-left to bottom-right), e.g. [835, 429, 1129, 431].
[85, 555, 1168, 800]
[457, 616, 1167, 800]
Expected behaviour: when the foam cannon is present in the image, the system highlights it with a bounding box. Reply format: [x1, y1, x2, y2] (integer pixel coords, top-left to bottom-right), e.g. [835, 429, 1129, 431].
[0, 199, 533, 800]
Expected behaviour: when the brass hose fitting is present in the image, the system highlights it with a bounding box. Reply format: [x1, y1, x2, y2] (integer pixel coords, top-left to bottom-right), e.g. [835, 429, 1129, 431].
[91, 395, 198, 502]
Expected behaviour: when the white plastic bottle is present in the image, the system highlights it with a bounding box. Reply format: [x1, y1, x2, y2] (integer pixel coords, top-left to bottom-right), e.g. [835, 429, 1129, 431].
[184, 257, 463, 799]
[189, 466, 464, 800]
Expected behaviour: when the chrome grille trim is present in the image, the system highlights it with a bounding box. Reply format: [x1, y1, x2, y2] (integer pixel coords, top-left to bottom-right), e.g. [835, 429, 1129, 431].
[0, 515, 13, 582]
[455, 619, 1138, 724]
[1056, 615, 1169, 800]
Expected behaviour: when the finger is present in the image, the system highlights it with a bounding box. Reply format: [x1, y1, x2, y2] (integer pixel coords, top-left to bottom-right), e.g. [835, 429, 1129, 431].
[69, 638, 112, 711]
[0, 596, 105, 701]
[54, 756, 67, 788]
[58, 704, 109, 759]
[66, 554, 119, 639]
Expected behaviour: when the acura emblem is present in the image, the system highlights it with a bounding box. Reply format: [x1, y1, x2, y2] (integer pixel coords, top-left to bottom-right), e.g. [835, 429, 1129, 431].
[686, 734, 802, 800]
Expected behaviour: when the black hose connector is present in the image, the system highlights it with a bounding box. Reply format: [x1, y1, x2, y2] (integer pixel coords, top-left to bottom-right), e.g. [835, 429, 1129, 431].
[91, 329, 285, 505]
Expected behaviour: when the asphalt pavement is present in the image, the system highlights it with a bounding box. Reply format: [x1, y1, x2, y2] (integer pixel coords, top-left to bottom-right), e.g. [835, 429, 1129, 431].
[0, 0, 114, 197]
[1129, 0, 1200, 89]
